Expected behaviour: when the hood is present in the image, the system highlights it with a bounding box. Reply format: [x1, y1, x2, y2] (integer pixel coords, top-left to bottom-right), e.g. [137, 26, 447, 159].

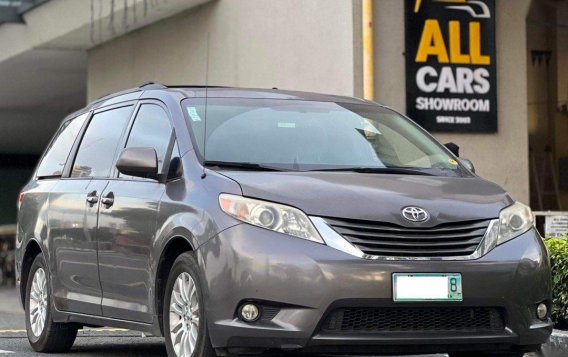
[219, 171, 513, 227]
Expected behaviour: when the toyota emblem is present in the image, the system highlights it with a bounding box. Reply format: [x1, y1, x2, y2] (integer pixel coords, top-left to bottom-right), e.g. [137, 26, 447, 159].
[401, 206, 430, 222]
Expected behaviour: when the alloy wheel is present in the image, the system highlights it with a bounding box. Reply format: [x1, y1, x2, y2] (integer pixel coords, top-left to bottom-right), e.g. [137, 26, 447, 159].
[29, 267, 48, 337]
[169, 272, 200, 357]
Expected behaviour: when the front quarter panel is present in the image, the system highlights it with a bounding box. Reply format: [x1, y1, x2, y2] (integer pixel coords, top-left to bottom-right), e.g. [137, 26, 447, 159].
[150, 150, 242, 326]
[154, 150, 242, 253]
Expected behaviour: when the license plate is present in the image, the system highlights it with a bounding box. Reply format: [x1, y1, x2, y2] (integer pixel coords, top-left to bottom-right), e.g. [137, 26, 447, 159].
[393, 273, 463, 302]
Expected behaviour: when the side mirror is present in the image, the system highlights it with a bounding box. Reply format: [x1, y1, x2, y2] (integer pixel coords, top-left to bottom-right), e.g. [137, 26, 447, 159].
[459, 158, 475, 173]
[444, 142, 460, 157]
[116, 147, 159, 180]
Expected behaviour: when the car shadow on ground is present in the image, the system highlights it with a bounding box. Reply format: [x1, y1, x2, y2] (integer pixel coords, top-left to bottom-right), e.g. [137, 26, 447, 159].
[69, 337, 323, 357]
[69, 338, 167, 356]
[68, 338, 439, 357]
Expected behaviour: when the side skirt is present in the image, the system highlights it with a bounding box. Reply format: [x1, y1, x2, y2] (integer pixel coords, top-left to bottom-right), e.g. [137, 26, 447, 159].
[51, 307, 163, 337]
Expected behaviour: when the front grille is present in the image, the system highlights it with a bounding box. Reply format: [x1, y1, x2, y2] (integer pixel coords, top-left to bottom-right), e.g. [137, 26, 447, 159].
[324, 217, 492, 258]
[322, 307, 505, 333]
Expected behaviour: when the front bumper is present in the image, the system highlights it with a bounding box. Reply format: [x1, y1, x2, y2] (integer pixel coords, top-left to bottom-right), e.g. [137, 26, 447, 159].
[198, 224, 552, 354]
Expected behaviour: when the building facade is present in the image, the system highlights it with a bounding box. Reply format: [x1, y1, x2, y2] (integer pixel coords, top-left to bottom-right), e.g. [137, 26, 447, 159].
[0, 0, 566, 225]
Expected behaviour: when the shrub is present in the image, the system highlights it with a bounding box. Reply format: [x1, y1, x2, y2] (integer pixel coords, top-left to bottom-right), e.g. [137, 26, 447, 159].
[544, 237, 568, 327]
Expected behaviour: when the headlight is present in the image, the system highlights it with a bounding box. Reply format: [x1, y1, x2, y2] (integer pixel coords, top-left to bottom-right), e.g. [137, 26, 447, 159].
[218, 194, 324, 244]
[497, 201, 534, 245]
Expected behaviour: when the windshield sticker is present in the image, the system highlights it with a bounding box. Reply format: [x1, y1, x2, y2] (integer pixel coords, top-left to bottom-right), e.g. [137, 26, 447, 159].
[187, 107, 202, 122]
[278, 122, 296, 128]
[448, 158, 458, 166]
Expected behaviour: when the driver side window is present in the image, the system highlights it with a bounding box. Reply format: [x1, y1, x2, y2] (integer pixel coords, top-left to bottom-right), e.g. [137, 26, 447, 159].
[121, 104, 173, 179]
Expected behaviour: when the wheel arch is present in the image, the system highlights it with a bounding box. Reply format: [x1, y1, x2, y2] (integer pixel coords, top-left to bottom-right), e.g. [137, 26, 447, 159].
[154, 234, 195, 336]
[20, 238, 45, 308]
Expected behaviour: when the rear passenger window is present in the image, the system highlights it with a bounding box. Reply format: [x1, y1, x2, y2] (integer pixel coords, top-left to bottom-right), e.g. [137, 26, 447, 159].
[71, 106, 133, 178]
[36, 113, 88, 178]
[124, 104, 173, 173]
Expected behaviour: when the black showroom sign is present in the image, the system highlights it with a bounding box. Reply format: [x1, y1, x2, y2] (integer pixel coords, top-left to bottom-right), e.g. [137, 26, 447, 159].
[405, 0, 497, 132]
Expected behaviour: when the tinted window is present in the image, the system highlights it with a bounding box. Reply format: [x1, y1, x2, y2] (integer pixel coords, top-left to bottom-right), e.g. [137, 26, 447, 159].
[71, 106, 133, 178]
[124, 104, 172, 173]
[37, 113, 88, 178]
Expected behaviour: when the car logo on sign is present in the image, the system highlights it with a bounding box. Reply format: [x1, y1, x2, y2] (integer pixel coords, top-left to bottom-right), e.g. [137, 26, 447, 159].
[402, 207, 430, 222]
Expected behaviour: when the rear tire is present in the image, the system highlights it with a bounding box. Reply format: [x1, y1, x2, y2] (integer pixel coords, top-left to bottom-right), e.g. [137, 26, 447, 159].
[25, 253, 78, 352]
[164, 252, 216, 357]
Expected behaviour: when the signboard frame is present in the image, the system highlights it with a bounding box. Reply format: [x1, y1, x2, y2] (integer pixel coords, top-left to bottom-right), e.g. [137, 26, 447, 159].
[405, 0, 498, 133]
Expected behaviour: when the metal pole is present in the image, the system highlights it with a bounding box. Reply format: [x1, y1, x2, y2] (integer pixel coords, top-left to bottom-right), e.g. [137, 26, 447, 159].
[362, 0, 375, 100]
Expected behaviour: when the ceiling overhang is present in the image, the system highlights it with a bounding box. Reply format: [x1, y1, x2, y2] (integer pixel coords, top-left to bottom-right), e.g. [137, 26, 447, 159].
[0, 0, 212, 154]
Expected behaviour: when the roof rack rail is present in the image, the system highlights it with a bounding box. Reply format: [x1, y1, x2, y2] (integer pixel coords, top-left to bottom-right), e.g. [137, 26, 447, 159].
[90, 83, 169, 107]
[164, 85, 229, 89]
[91, 87, 140, 105]
[139, 82, 168, 90]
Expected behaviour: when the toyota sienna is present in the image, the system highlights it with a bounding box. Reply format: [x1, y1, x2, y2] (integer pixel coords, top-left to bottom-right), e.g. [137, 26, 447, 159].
[16, 84, 552, 357]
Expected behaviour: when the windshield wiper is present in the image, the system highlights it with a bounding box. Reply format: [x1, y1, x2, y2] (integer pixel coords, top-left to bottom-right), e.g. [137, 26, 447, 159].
[203, 160, 284, 172]
[308, 167, 434, 176]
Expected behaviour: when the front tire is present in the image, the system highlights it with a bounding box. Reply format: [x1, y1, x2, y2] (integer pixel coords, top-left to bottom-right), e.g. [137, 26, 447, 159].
[164, 252, 216, 357]
[25, 253, 78, 352]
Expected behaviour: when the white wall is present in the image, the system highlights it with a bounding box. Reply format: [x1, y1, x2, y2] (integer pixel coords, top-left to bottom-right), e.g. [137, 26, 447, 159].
[372, 0, 532, 203]
[87, 0, 356, 100]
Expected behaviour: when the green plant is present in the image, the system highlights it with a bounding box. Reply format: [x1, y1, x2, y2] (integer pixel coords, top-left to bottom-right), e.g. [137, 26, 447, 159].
[544, 237, 568, 326]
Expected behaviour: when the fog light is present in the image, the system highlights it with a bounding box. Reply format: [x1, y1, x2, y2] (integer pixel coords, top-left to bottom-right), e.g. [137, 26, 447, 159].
[239, 303, 260, 323]
[537, 303, 548, 320]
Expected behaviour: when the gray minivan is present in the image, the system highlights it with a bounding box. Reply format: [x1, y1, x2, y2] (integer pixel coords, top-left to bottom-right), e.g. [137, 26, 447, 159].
[16, 84, 552, 357]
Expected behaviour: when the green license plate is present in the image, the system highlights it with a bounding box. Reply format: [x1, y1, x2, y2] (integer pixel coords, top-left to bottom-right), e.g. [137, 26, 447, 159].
[393, 273, 463, 302]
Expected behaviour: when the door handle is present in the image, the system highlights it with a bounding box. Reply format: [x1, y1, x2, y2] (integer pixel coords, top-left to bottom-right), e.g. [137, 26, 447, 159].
[86, 191, 99, 205]
[101, 192, 114, 207]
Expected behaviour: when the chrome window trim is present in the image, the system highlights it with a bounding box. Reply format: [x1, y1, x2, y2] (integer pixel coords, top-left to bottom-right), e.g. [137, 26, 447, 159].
[310, 216, 500, 261]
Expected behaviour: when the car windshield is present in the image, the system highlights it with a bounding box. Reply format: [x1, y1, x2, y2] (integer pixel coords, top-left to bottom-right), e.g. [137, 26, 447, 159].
[182, 98, 470, 177]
